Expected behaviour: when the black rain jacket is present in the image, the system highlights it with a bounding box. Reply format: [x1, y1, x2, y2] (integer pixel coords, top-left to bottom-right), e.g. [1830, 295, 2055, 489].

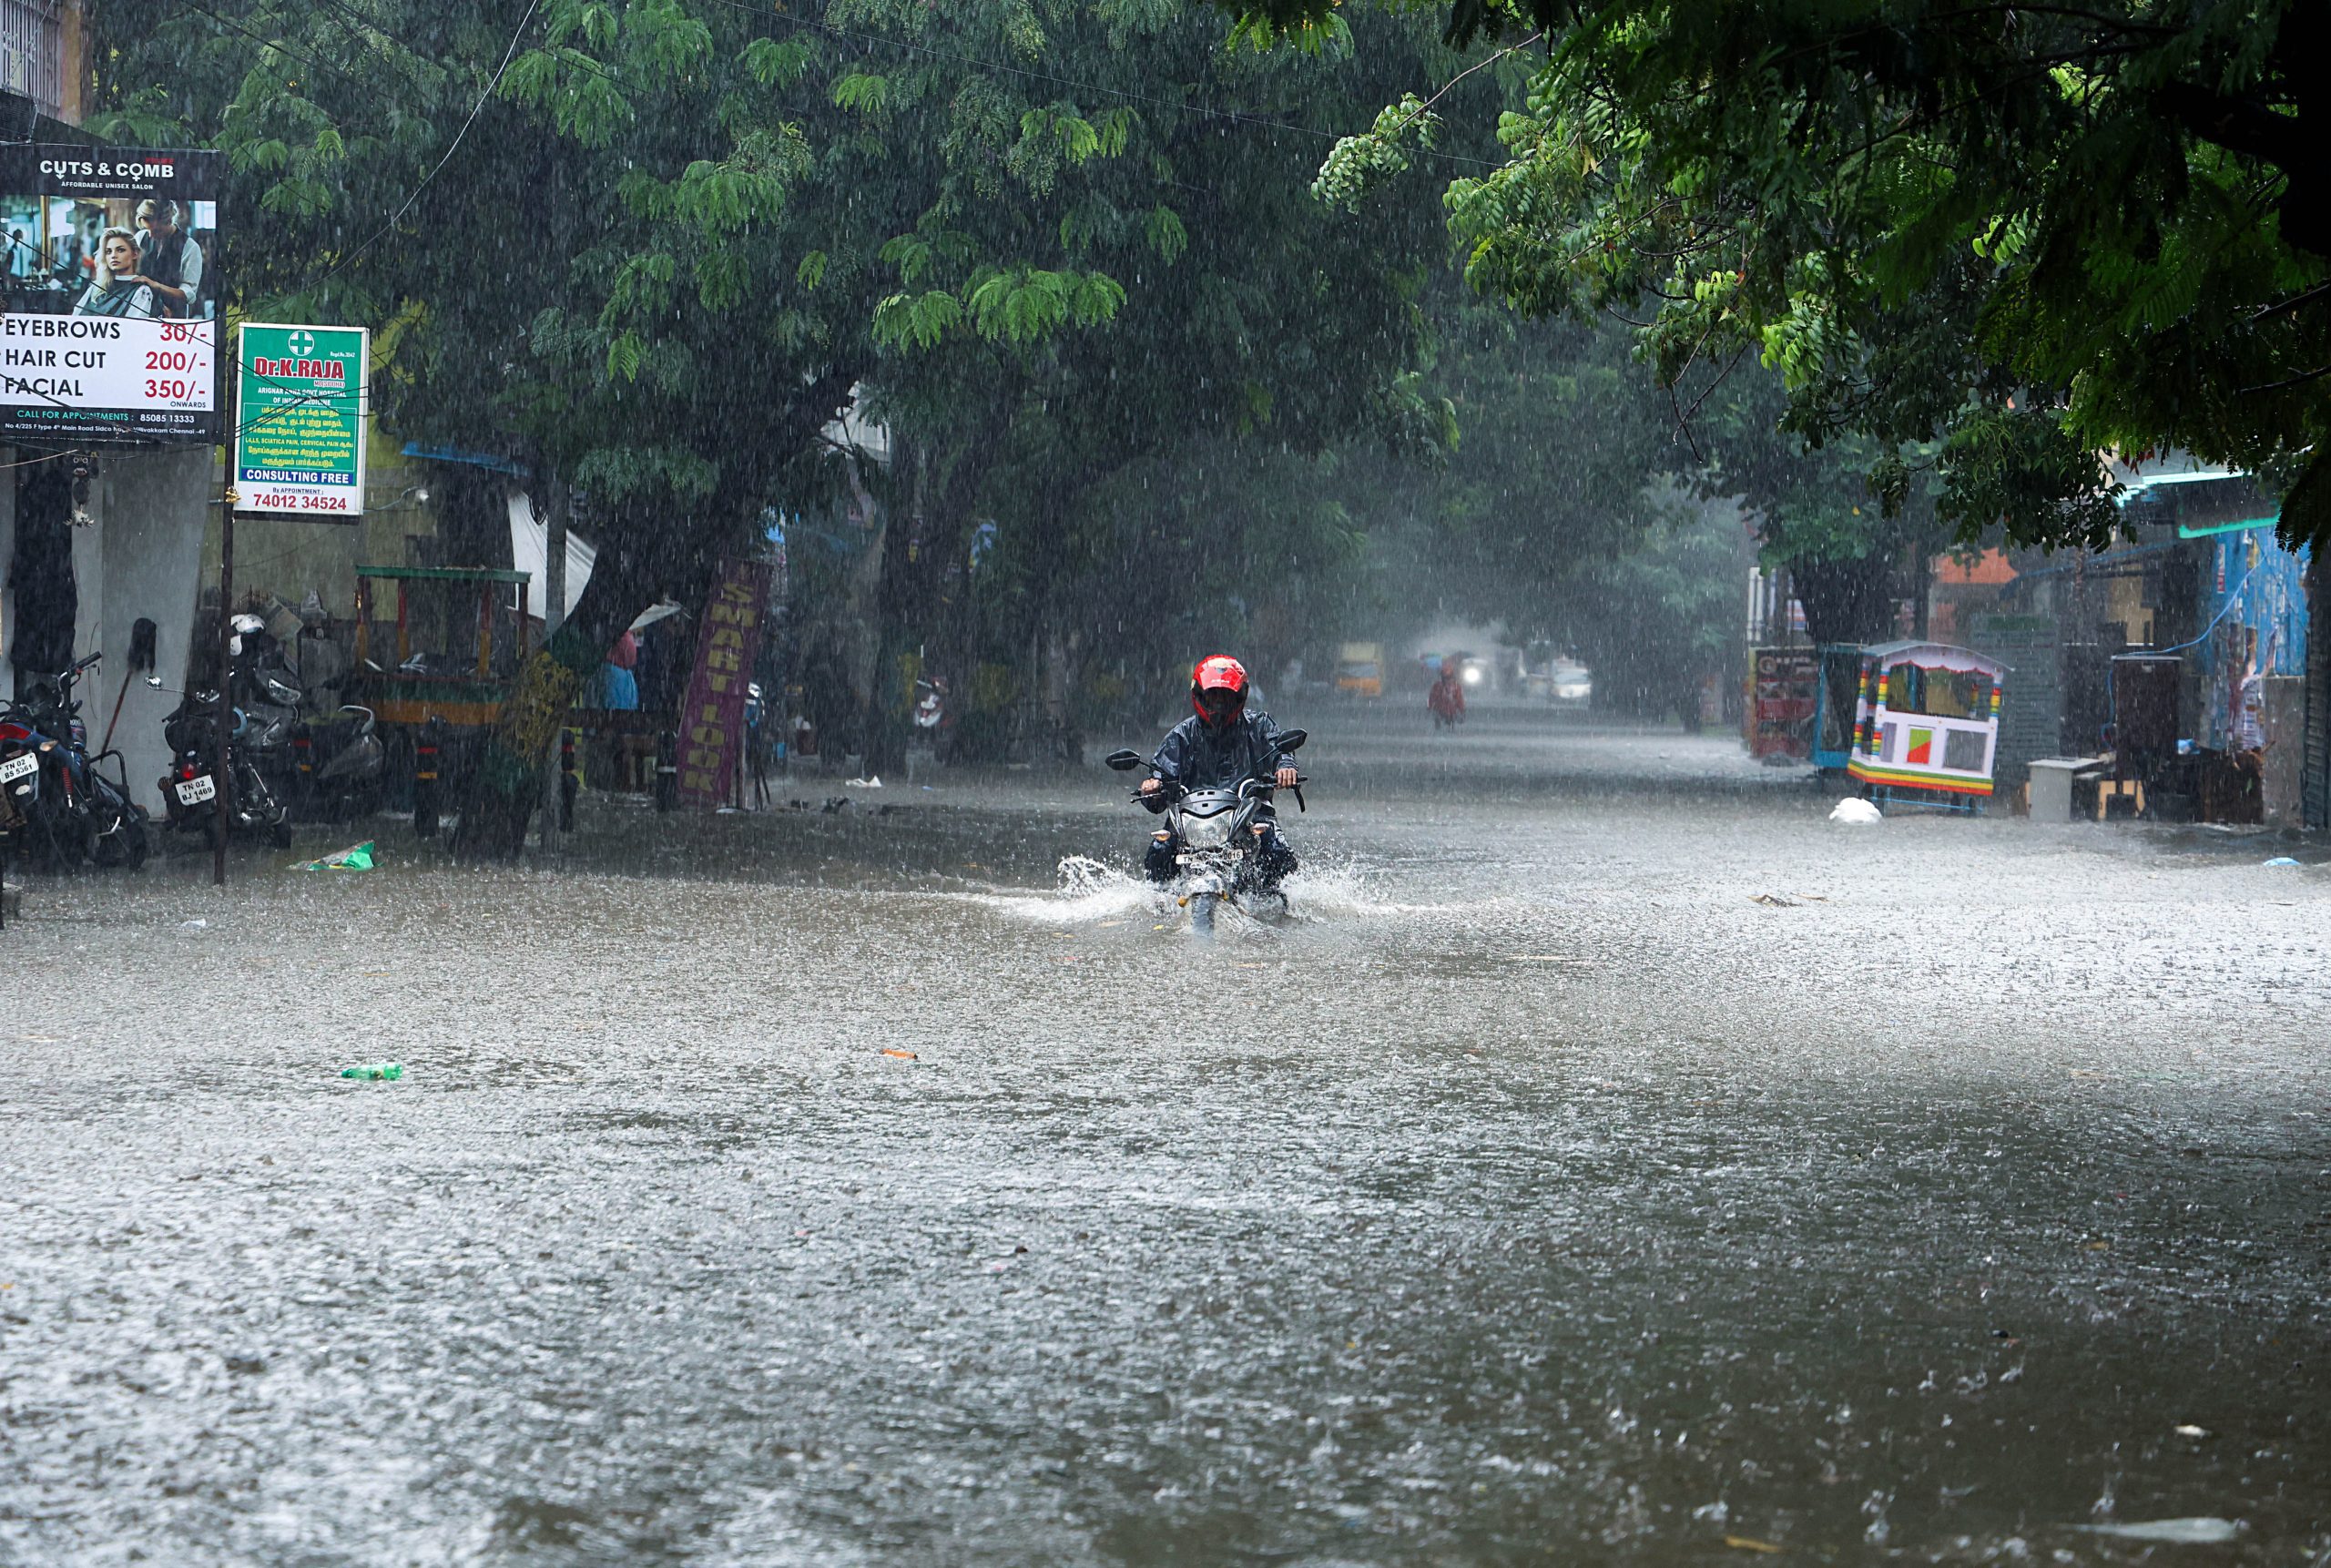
[1145, 709, 1294, 812]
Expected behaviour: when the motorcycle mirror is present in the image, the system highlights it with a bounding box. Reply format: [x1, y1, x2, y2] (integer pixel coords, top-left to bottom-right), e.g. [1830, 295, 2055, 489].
[1104, 748, 1144, 771]
[1276, 728, 1308, 751]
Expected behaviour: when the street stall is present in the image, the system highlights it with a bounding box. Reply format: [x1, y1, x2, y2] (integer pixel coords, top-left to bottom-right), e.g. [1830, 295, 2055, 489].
[351, 565, 531, 724]
[1846, 641, 2007, 809]
[351, 565, 531, 823]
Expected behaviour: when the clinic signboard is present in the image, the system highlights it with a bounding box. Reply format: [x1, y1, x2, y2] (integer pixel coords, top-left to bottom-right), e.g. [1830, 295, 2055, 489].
[234, 323, 368, 517]
[0, 144, 223, 443]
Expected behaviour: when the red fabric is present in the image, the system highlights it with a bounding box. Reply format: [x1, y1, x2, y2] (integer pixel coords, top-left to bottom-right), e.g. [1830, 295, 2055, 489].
[1429, 677, 1466, 718]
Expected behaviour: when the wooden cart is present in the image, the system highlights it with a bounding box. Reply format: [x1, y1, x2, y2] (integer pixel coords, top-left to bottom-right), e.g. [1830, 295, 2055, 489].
[351, 565, 532, 729]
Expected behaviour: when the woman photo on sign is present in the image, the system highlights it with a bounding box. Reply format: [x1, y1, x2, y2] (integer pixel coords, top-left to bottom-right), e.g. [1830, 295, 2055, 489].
[71, 229, 158, 320]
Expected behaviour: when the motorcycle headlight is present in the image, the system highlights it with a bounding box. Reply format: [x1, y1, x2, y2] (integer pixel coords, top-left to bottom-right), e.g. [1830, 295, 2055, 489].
[1180, 810, 1234, 849]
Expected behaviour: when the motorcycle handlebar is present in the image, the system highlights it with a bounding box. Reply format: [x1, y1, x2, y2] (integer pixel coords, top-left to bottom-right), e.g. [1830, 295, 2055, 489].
[1131, 774, 1308, 803]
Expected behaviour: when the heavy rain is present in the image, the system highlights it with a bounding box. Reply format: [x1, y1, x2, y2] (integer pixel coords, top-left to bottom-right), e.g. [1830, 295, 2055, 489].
[2, 2, 2327, 1564]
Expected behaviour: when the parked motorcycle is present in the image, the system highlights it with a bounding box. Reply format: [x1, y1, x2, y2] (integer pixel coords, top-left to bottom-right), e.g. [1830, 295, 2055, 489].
[158, 689, 294, 849]
[1105, 728, 1308, 934]
[219, 615, 383, 821]
[0, 652, 150, 871]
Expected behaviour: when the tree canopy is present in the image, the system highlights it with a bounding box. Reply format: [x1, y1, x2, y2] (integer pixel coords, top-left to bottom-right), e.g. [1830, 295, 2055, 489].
[1280, 0, 2331, 552]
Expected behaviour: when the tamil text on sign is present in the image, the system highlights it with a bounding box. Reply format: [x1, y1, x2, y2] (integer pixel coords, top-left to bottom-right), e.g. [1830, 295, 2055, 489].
[235, 323, 369, 516]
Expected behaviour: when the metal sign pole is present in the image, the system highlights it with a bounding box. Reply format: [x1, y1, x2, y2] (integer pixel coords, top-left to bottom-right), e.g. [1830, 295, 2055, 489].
[213, 489, 232, 888]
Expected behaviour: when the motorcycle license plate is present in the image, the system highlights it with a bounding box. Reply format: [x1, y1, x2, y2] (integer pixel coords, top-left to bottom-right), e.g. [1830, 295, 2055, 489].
[175, 774, 219, 805]
[0, 752, 36, 784]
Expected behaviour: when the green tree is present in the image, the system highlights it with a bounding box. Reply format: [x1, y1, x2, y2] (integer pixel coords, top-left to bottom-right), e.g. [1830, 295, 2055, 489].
[1278, 0, 2331, 554]
[87, 0, 1462, 842]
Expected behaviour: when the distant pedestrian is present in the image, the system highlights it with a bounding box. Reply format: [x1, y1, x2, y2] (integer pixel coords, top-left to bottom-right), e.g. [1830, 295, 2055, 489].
[598, 629, 640, 710]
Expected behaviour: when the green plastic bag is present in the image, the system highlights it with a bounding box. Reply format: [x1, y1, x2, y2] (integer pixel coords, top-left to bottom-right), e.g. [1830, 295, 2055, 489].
[296, 840, 375, 871]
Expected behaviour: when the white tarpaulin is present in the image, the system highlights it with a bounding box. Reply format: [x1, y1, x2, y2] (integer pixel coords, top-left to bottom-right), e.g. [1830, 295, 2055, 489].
[507, 487, 596, 626]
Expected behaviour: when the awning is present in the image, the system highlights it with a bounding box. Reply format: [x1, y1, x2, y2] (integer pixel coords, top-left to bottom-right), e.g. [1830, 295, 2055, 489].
[1858, 640, 2008, 677]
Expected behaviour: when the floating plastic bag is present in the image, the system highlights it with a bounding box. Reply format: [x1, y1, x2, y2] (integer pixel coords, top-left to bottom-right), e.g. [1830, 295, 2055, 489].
[1828, 799, 1882, 826]
[295, 840, 375, 871]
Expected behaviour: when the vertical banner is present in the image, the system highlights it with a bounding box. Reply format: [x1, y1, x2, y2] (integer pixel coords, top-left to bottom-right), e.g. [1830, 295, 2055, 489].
[1747, 647, 1818, 759]
[675, 558, 773, 808]
[0, 144, 224, 443]
[234, 323, 369, 515]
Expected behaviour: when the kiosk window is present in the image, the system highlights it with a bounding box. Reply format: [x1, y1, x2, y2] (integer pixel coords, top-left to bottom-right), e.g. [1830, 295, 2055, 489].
[1885, 664, 1988, 719]
[1943, 728, 1987, 771]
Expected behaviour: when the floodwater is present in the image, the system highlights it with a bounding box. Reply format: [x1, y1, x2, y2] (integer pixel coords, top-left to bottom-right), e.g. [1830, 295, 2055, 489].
[4, 701, 2327, 1565]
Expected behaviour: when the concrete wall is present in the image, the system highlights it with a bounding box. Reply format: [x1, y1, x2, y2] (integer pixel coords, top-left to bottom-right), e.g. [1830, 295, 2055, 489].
[2263, 674, 2306, 827]
[93, 447, 211, 816]
[1968, 611, 2064, 789]
[0, 448, 12, 698]
[0, 444, 211, 816]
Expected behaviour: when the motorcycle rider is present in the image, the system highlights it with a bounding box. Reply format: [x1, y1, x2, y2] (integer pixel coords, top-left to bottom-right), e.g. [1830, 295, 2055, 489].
[1138, 655, 1301, 890]
[1428, 656, 1467, 728]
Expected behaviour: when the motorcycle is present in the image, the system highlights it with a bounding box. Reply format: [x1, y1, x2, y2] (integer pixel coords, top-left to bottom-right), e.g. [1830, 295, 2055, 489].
[1105, 728, 1308, 934]
[221, 616, 382, 821]
[158, 688, 294, 849]
[0, 652, 150, 871]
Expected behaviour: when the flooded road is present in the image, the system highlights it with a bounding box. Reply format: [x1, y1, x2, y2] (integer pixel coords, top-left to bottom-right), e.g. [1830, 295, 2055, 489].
[5, 702, 2328, 1564]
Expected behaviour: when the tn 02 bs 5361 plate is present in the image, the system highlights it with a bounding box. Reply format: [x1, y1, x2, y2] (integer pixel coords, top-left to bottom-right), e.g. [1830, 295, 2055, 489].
[0, 752, 39, 784]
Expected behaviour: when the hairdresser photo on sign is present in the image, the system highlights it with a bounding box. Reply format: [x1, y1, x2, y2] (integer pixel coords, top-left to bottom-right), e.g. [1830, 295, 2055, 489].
[131, 199, 207, 320]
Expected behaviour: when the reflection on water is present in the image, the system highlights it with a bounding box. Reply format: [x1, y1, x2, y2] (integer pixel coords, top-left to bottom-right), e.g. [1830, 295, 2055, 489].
[2, 708, 2326, 1563]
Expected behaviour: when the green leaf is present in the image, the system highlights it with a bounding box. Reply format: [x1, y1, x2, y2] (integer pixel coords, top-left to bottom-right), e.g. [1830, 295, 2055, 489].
[606, 331, 646, 382]
[1145, 206, 1187, 264]
[833, 72, 890, 114]
[742, 36, 812, 87]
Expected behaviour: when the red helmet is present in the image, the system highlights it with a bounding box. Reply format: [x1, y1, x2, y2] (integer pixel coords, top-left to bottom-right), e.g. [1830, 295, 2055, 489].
[1190, 655, 1248, 726]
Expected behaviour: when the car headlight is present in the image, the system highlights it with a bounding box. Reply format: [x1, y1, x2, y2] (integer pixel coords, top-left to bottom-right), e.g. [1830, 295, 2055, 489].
[1461, 666, 1483, 685]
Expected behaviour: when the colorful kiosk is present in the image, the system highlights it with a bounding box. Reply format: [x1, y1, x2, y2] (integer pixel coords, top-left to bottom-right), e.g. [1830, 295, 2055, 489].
[1846, 641, 2006, 809]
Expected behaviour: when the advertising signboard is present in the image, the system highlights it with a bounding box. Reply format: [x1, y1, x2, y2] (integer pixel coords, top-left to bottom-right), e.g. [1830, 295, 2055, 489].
[1747, 647, 1818, 760]
[0, 144, 224, 443]
[234, 323, 368, 516]
[676, 558, 774, 807]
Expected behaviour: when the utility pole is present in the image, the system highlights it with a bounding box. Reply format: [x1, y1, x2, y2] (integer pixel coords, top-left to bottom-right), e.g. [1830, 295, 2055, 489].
[539, 474, 567, 850]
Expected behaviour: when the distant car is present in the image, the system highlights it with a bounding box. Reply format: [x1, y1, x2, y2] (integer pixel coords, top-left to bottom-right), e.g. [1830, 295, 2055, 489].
[1550, 660, 1593, 704]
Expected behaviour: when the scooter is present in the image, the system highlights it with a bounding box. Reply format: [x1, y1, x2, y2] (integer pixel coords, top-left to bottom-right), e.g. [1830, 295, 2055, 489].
[293, 705, 388, 821]
[1105, 728, 1308, 935]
